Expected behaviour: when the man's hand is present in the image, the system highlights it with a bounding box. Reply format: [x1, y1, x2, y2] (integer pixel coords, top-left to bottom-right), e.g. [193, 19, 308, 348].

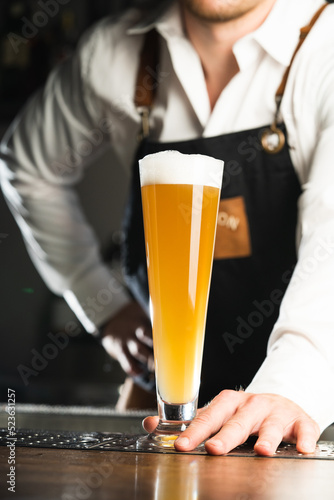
[100, 301, 153, 377]
[143, 390, 320, 456]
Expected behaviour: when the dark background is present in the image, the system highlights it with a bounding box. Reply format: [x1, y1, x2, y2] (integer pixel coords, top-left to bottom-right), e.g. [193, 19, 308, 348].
[0, 0, 140, 407]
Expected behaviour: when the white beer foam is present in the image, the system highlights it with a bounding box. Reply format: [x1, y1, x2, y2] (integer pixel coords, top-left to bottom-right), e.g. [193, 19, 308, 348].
[139, 150, 224, 188]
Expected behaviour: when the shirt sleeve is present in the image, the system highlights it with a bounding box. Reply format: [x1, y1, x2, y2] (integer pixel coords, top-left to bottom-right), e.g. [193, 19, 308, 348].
[246, 39, 334, 433]
[0, 23, 130, 334]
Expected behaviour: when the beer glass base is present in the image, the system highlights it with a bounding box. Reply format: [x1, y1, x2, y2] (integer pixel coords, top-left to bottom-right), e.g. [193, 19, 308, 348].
[136, 430, 206, 453]
[136, 397, 205, 453]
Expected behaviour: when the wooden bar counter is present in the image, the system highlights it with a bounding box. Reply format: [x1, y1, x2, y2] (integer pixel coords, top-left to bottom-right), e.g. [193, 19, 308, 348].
[1, 443, 334, 499]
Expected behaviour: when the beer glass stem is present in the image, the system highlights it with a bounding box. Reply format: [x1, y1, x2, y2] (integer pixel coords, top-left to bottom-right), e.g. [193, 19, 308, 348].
[157, 392, 197, 426]
[137, 393, 198, 450]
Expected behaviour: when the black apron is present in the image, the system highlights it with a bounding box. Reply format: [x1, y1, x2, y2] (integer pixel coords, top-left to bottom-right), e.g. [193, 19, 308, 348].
[122, 125, 301, 406]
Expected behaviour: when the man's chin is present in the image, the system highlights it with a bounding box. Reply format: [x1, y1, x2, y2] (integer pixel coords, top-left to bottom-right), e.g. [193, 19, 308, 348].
[179, 0, 266, 24]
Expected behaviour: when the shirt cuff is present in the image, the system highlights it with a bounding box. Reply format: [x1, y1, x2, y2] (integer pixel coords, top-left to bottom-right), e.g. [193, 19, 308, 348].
[63, 264, 131, 334]
[245, 332, 334, 434]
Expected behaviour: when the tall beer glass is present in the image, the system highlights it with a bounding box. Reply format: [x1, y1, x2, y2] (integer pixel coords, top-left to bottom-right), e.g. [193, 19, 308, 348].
[138, 150, 224, 450]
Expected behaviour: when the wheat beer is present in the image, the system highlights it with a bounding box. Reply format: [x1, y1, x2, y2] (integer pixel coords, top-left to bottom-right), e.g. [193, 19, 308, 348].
[140, 151, 223, 405]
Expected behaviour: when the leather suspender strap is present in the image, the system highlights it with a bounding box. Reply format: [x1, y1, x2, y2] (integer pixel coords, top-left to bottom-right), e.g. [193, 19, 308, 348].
[261, 2, 329, 154]
[134, 29, 160, 141]
[275, 2, 329, 110]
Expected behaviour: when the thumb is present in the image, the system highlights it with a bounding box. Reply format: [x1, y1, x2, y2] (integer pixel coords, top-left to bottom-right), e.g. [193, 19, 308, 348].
[142, 415, 159, 433]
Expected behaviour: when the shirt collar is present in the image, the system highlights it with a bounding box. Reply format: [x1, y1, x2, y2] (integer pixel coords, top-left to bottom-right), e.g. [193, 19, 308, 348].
[235, 0, 326, 70]
[126, 1, 183, 37]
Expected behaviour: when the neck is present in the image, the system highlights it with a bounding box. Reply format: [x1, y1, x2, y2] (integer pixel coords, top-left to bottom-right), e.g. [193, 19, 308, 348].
[181, 0, 276, 109]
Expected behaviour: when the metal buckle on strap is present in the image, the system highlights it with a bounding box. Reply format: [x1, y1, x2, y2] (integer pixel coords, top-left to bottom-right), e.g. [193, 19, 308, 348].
[137, 106, 151, 143]
[261, 123, 286, 155]
[261, 96, 285, 154]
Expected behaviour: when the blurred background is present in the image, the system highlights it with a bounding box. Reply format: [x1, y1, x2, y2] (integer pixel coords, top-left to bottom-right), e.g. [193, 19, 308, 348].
[0, 0, 140, 408]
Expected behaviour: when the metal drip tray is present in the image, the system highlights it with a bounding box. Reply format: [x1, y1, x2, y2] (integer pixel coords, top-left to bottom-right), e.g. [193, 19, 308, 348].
[1, 428, 334, 458]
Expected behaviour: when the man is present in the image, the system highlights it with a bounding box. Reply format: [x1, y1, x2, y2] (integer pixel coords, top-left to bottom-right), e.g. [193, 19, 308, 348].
[1, 0, 334, 456]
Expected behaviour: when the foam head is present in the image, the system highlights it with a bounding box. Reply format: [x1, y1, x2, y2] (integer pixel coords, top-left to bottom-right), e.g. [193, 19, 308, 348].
[139, 150, 224, 188]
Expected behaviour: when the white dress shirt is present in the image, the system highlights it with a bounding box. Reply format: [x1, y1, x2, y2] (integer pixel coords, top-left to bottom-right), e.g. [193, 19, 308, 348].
[1, 0, 334, 431]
